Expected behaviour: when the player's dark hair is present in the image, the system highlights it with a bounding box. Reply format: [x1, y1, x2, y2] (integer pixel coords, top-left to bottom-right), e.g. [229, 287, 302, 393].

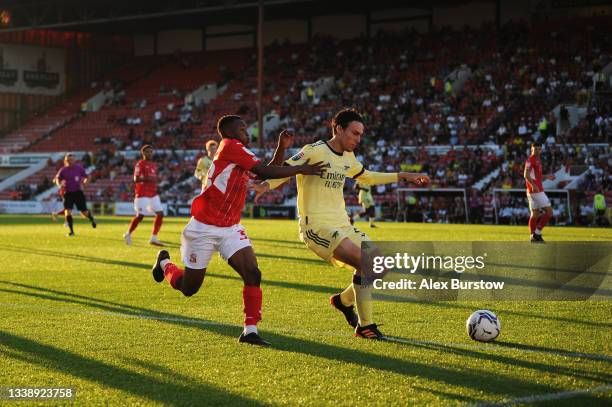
[332, 108, 363, 135]
[140, 144, 153, 154]
[531, 142, 543, 147]
[217, 115, 242, 138]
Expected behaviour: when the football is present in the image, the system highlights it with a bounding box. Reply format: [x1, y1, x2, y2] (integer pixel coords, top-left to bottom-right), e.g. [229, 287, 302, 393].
[466, 310, 501, 342]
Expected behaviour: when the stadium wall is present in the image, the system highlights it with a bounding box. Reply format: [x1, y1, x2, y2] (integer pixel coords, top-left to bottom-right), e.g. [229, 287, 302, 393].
[0, 44, 65, 96]
[158, 30, 203, 55]
[433, 2, 496, 29]
[131, 2, 537, 56]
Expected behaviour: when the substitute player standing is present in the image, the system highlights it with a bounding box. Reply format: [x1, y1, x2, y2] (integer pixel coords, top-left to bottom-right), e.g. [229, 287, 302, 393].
[355, 182, 376, 228]
[254, 108, 429, 339]
[194, 140, 218, 186]
[150, 115, 325, 346]
[524, 142, 555, 243]
[53, 153, 96, 236]
[123, 145, 165, 246]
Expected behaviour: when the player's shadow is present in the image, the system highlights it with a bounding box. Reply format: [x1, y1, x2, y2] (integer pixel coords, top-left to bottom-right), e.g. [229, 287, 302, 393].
[384, 337, 612, 384]
[0, 330, 266, 407]
[2, 244, 322, 269]
[2, 242, 609, 328]
[0, 281, 596, 399]
[493, 341, 612, 363]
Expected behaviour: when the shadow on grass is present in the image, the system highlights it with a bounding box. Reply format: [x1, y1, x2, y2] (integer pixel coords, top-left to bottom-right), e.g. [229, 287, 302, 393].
[494, 341, 612, 363]
[2, 242, 609, 329]
[0, 331, 267, 407]
[2, 243, 322, 268]
[387, 337, 612, 384]
[0, 281, 595, 399]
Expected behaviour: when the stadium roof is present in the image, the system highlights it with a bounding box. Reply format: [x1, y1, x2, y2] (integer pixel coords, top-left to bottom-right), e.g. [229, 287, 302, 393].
[0, 0, 496, 34]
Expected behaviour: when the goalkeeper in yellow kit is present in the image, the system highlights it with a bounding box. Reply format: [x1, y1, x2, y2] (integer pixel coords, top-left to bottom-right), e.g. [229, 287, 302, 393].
[253, 109, 429, 339]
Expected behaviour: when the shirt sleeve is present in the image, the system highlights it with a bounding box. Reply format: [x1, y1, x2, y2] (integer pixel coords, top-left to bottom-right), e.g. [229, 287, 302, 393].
[224, 140, 260, 170]
[346, 153, 365, 179]
[355, 170, 399, 185]
[134, 162, 142, 178]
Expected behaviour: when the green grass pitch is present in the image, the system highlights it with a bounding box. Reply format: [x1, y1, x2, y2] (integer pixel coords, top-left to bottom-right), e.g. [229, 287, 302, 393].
[0, 215, 610, 406]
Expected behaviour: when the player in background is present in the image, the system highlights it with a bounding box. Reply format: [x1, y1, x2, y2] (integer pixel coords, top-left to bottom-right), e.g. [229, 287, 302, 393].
[53, 153, 96, 236]
[524, 142, 555, 243]
[253, 108, 429, 340]
[123, 145, 165, 246]
[355, 182, 376, 228]
[150, 115, 325, 346]
[194, 140, 219, 187]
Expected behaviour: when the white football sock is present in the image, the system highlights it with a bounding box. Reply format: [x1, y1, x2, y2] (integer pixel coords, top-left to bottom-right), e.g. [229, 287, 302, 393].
[244, 325, 258, 335]
[535, 229, 542, 235]
[160, 259, 170, 271]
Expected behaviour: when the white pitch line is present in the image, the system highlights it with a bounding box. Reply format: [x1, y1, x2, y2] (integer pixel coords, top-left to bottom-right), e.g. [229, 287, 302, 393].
[473, 384, 612, 406]
[2, 302, 612, 363]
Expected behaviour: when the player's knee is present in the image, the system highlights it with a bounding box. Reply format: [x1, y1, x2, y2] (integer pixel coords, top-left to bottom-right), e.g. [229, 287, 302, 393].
[182, 286, 200, 297]
[244, 266, 261, 286]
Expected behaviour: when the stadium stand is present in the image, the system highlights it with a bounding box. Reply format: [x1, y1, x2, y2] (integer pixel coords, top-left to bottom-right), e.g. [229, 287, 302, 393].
[1, 18, 610, 226]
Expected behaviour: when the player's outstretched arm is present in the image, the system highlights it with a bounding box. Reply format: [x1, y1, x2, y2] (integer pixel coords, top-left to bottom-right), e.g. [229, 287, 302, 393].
[354, 170, 430, 186]
[250, 160, 325, 180]
[269, 129, 294, 165]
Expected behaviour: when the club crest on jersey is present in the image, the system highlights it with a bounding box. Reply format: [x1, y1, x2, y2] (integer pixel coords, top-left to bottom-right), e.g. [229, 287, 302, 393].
[190, 253, 197, 263]
[291, 152, 304, 161]
[344, 165, 350, 170]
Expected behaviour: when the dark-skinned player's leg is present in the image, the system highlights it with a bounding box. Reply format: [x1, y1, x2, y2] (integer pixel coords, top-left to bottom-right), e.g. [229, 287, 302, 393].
[227, 246, 269, 346]
[150, 210, 164, 246]
[151, 250, 206, 296]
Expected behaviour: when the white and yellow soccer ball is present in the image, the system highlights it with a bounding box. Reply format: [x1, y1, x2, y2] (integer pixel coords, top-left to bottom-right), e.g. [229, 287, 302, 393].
[466, 310, 501, 342]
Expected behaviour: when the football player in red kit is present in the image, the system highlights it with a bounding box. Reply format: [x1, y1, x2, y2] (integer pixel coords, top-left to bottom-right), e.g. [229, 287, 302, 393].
[151, 115, 325, 346]
[524, 142, 556, 243]
[124, 145, 165, 246]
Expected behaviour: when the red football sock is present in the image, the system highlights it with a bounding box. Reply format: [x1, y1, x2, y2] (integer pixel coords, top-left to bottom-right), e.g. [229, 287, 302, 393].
[128, 215, 144, 233]
[164, 263, 184, 290]
[153, 214, 163, 235]
[528, 214, 537, 234]
[243, 285, 262, 326]
[537, 212, 551, 231]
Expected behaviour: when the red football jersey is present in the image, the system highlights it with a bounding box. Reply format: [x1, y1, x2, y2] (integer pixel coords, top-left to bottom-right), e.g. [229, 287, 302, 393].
[191, 138, 260, 227]
[134, 159, 158, 198]
[524, 155, 543, 193]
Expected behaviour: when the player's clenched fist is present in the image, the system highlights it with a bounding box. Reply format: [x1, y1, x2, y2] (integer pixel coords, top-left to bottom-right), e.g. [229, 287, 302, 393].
[399, 172, 430, 186]
[277, 129, 295, 150]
